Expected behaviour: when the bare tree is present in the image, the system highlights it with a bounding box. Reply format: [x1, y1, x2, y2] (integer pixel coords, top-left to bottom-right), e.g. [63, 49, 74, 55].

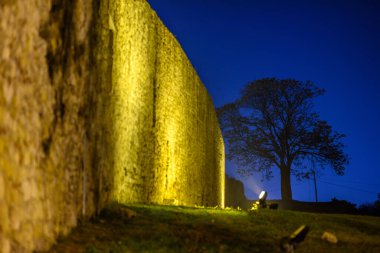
[217, 78, 349, 201]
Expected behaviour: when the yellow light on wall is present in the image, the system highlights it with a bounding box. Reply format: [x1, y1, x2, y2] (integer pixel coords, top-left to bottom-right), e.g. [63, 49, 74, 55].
[107, 0, 225, 208]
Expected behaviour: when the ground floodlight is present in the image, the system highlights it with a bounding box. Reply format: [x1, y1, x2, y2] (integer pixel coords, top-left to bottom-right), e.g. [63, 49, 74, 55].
[251, 190, 268, 210]
[280, 225, 310, 253]
[259, 190, 268, 206]
[254, 190, 267, 208]
[259, 190, 268, 201]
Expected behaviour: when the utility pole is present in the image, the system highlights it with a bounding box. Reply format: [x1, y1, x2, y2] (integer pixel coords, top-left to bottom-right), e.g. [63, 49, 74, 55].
[312, 170, 318, 202]
[311, 160, 318, 202]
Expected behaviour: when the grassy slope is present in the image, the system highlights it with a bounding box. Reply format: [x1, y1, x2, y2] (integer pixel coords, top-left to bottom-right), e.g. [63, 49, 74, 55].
[47, 204, 380, 253]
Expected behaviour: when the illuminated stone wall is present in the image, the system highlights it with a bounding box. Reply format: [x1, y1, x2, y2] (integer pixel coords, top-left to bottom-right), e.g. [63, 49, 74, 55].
[0, 0, 224, 252]
[107, 0, 225, 207]
[0, 0, 103, 252]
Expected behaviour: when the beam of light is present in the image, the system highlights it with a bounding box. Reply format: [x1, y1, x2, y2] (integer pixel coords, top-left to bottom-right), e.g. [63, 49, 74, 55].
[240, 177, 262, 197]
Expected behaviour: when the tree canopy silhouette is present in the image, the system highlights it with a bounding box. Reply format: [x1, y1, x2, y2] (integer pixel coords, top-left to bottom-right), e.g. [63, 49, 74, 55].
[217, 78, 349, 201]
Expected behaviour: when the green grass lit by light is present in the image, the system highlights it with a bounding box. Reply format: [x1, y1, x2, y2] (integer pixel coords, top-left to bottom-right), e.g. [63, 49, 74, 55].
[48, 203, 380, 253]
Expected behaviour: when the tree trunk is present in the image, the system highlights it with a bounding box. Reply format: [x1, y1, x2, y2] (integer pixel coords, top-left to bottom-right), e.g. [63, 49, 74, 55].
[280, 166, 293, 201]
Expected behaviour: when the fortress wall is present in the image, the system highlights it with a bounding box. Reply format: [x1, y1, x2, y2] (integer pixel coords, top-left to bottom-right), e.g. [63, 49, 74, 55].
[108, 0, 224, 207]
[0, 0, 224, 252]
[0, 0, 100, 252]
[109, 0, 157, 204]
[152, 18, 224, 206]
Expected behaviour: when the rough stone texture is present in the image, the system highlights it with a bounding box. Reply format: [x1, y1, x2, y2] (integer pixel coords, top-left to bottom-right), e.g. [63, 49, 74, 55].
[0, 0, 224, 252]
[152, 19, 225, 206]
[106, 0, 225, 207]
[0, 0, 98, 251]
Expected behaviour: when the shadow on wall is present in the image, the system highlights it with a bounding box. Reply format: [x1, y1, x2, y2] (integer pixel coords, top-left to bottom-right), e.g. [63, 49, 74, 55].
[225, 175, 250, 209]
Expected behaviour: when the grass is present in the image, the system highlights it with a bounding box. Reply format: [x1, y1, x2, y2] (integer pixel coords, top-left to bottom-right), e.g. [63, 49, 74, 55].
[46, 203, 380, 253]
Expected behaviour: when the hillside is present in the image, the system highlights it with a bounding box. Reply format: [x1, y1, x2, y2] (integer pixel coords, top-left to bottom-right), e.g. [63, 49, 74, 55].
[45, 204, 380, 253]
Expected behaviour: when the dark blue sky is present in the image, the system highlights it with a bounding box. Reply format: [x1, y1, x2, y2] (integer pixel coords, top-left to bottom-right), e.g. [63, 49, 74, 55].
[147, 0, 380, 205]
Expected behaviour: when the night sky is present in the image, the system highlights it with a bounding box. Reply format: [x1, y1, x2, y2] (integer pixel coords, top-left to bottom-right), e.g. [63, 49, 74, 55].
[147, 0, 380, 206]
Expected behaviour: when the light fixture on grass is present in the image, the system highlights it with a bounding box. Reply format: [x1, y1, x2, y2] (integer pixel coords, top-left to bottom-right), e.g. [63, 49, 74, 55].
[280, 225, 310, 253]
[251, 190, 268, 210]
[257, 190, 268, 208]
[259, 190, 267, 202]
